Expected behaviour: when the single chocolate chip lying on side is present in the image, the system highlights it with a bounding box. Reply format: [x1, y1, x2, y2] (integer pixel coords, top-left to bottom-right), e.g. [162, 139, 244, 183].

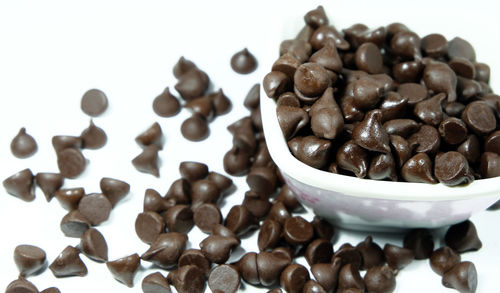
[141, 232, 187, 269]
[81, 89, 108, 117]
[35, 172, 64, 202]
[179, 161, 209, 183]
[442, 261, 477, 293]
[106, 253, 141, 287]
[178, 249, 211, 277]
[5, 278, 39, 293]
[280, 263, 310, 293]
[49, 245, 88, 278]
[132, 145, 160, 177]
[444, 220, 482, 253]
[163, 204, 194, 233]
[10, 127, 38, 158]
[135, 211, 166, 244]
[231, 48, 258, 74]
[80, 227, 108, 262]
[77, 193, 112, 226]
[3, 168, 35, 202]
[57, 147, 87, 178]
[60, 210, 90, 238]
[142, 272, 171, 293]
[193, 203, 222, 234]
[100, 177, 130, 207]
[200, 234, 240, 264]
[136, 122, 164, 150]
[55, 187, 85, 211]
[430, 246, 461, 276]
[14, 244, 47, 277]
[337, 263, 365, 292]
[208, 264, 241, 293]
[305, 238, 333, 265]
[169, 265, 206, 293]
[383, 244, 414, 271]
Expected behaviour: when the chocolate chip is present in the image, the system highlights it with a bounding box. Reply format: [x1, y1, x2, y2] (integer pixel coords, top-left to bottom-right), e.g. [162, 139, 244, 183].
[3, 168, 35, 202]
[390, 31, 421, 60]
[99, 177, 130, 207]
[343, 24, 386, 49]
[272, 52, 302, 79]
[309, 39, 343, 72]
[310, 25, 350, 51]
[408, 125, 441, 155]
[193, 203, 222, 233]
[163, 204, 194, 233]
[10, 128, 37, 158]
[353, 109, 390, 153]
[142, 272, 171, 293]
[430, 246, 461, 276]
[280, 39, 312, 63]
[274, 185, 301, 213]
[355, 236, 385, 270]
[480, 151, 500, 178]
[235, 252, 259, 285]
[244, 83, 260, 110]
[421, 33, 448, 58]
[165, 179, 191, 205]
[448, 37, 476, 61]
[364, 265, 396, 293]
[225, 204, 257, 236]
[434, 151, 473, 186]
[178, 249, 211, 277]
[334, 243, 362, 269]
[462, 101, 496, 135]
[310, 87, 344, 140]
[181, 113, 210, 141]
[438, 117, 468, 145]
[253, 141, 273, 168]
[5, 278, 39, 293]
[445, 220, 482, 253]
[169, 265, 206, 293]
[288, 135, 331, 169]
[414, 93, 446, 126]
[78, 193, 112, 226]
[256, 251, 291, 287]
[35, 172, 64, 202]
[258, 219, 282, 251]
[338, 263, 365, 292]
[191, 179, 220, 208]
[200, 234, 239, 264]
[444, 101, 466, 117]
[403, 228, 434, 260]
[55, 187, 85, 211]
[355, 42, 383, 74]
[383, 244, 414, 271]
[305, 238, 333, 265]
[49, 245, 87, 277]
[153, 87, 181, 117]
[242, 190, 272, 220]
[136, 122, 164, 149]
[144, 188, 174, 213]
[185, 96, 215, 121]
[283, 216, 314, 246]
[312, 216, 334, 241]
[392, 61, 423, 83]
[207, 171, 233, 194]
[208, 264, 241, 293]
[81, 89, 108, 117]
[397, 82, 427, 105]
[337, 140, 369, 178]
[40, 287, 60, 293]
[474, 62, 490, 83]
[246, 166, 277, 197]
[423, 62, 458, 102]
[294, 62, 331, 99]
[272, 246, 294, 262]
[174, 69, 209, 101]
[485, 130, 500, 154]
[106, 253, 140, 287]
[223, 146, 252, 176]
[60, 210, 90, 238]
[178, 161, 208, 183]
[14, 244, 47, 277]
[57, 147, 87, 178]
[135, 211, 165, 244]
[277, 92, 300, 107]
[132, 145, 160, 177]
[304, 5, 328, 28]
[141, 232, 187, 269]
[449, 58, 476, 79]
[230, 48, 257, 74]
[52, 135, 82, 153]
[280, 263, 310, 293]
[173, 56, 196, 78]
[276, 105, 309, 140]
[210, 89, 232, 115]
[79, 228, 108, 263]
[80, 120, 107, 149]
[263, 71, 290, 99]
[311, 258, 342, 292]
[442, 261, 477, 293]
[303, 280, 327, 293]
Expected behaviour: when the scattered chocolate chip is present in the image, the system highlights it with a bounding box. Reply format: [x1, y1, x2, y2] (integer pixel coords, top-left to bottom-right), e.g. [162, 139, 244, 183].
[430, 246, 461, 276]
[276, 104, 309, 140]
[106, 253, 140, 287]
[136, 122, 164, 150]
[294, 62, 330, 98]
[223, 146, 252, 176]
[480, 152, 500, 178]
[246, 166, 277, 197]
[80, 120, 107, 149]
[462, 101, 496, 135]
[191, 179, 220, 208]
[280, 263, 310, 293]
[144, 188, 174, 213]
[169, 265, 206, 293]
[310, 87, 344, 140]
[49, 245, 87, 277]
[173, 56, 196, 78]
[153, 87, 181, 117]
[193, 203, 222, 233]
[263, 71, 290, 99]
[244, 83, 260, 110]
[403, 228, 434, 260]
[438, 117, 468, 145]
[421, 33, 448, 58]
[5, 278, 39, 293]
[52, 135, 82, 153]
[337, 140, 369, 178]
[40, 287, 60, 293]
[414, 93, 446, 126]
[364, 265, 396, 293]
[338, 263, 365, 292]
[200, 234, 239, 264]
[283, 216, 314, 246]
[179, 161, 208, 183]
[3, 168, 35, 202]
[78, 193, 112, 226]
[434, 151, 473, 186]
[81, 89, 108, 117]
[401, 153, 437, 183]
[57, 147, 87, 178]
[60, 209, 90, 238]
[185, 95, 215, 121]
[334, 243, 362, 269]
[99, 177, 130, 207]
[225, 204, 257, 236]
[310, 25, 350, 51]
[311, 258, 342, 292]
[135, 211, 165, 244]
[356, 236, 385, 270]
[132, 145, 160, 177]
[383, 244, 414, 271]
[390, 30, 421, 60]
[141, 232, 187, 269]
[242, 190, 272, 219]
[208, 264, 241, 293]
[178, 249, 211, 277]
[355, 42, 383, 74]
[181, 113, 210, 141]
[445, 220, 482, 253]
[422, 62, 457, 102]
[175, 69, 209, 102]
[305, 238, 333, 265]
[55, 187, 85, 211]
[80, 228, 108, 262]
[210, 89, 232, 115]
[163, 204, 194, 233]
[397, 82, 427, 105]
[35, 172, 64, 202]
[14, 244, 47, 277]
[256, 251, 291, 287]
[448, 37, 476, 61]
[312, 216, 334, 241]
[442, 261, 477, 293]
[258, 219, 282, 251]
[142, 272, 171, 293]
[288, 135, 331, 169]
[231, 48, 258, 74]
[10, 127, 37, 158]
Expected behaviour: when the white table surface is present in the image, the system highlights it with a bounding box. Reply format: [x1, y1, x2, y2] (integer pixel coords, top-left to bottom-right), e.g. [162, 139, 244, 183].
[0, 1, 499, 292]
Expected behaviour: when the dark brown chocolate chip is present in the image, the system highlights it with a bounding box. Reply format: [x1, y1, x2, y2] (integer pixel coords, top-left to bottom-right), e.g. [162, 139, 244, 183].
[310, 25, 350, 51]
[304, 5, 328, 28]
[106, 253, 140, 287]
[60, 210, 90, 238]
[193, 203, 222, 233]
[5, 278, 39, 293]
[244, 83, 260, 110]
[163, 204, 194, 233]
[310, 39, 342, 72]
[179, 161, 208, 183]
[280, 263, 310, 293]
[430, 246, 461, 276]
[445, 220, 482, 253]
[403, 229, 434, 260]
[283, 216, 314, 246]
[246, 166, 277, 197]
[277, 92, 300, 107]
[480, 152, 500, 178]
[444, 101, 466, 117]
[223, 147, 252, 176]
[303, 280, 327, 293]
[35, 172, 64, 202]
[55, 187, 85, 211]
[275, 185, 302, 212]
[353, 109, 390, 153]
[40, 287, 60, 293]
[356, 236, 385, 270]
[423, 62, 458, 102]
[153, 87, 181, 117]
[434, 151, 473, 186]
[80, 120, 107, 149]
[485, 130, 500, 154]
[174, 69, 209, 102]
[209, 89, 232, 116]
[185, 96, 215, 121]
[355, 42, 383, 74]
[334, 243, 362, 269]
[421, 33, 448, 58]
[256, 251, 291, 287]
[169, 265, 206, 293]
[136, 122, 163, 150]
[276, 105, 309, 140]
[200, 234, 239, 264]
[142, 272, 171, 293]
[288, 135, 331, 169]
[263, 71, 290, 99]
[11, 127, 37, 158]
[368, 153, 397, 181]
[178, 249, 211, 277]
[338, 263, 365, 292]
[390, 135, 412, 168]
[207, 171, 233, 193]
[310, 87, 344, 140]
[408, 125, 441, 155]
[14, 244, 47, 277]
[231, 48, 257, 74]
[272, 52, 302, 79]
[132, 145, 160, 177]
[337, 140, 369, 178]
[135, 211, 165, 244]
[52, 135, 83, 153]
[141, 232, 187, 269]
[100, 177, 130, 207]
[281, 40, 311, 63]
[80, 227, 108, 262]
[225, 205, 257, 236]
[474, 62, 490, 83]
[383, 244, 414, 271]
[397, 82, 427, 105]
[3, 168, 35, 202]
[144, 188, 174, 213]
[165, 179, 191, 205]
[253, 141, 273, 168]
[49, 245, 87, 277]
[294, 62, 330, 98]
[208, 264, 241, 293]
[78, 193, 112, 226]
[191, 179, 220, 208]
[448, 37, 476, 61]
[414, 93, 446, 126]
[311, 258, 342, 293]
[312, 216, 334, 241]
[392, 61, 423, 83]
[235, 252, 259, 285]
[173, 56, 196, 78]
[57, 147, 87, 178]
[384, 119, 420, 138]
[212, 224, 239, 240]
[181, 113, 210, 141]
[305, 238, 333, 265]
[438, 117, 468, 145]
[242, 190, 272, 220]
[364, 265, 396, 293]
[258, 219, 282, 251]
[81, 89, 108, 117]
[449, 57, 476, 79]
[462, 101, 496, 135]
[390, 31, 421, 60]
[442, 261, 477, 293]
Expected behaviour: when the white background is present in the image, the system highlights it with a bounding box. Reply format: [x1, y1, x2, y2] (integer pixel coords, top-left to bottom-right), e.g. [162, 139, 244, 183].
[0, 0, 499, 292]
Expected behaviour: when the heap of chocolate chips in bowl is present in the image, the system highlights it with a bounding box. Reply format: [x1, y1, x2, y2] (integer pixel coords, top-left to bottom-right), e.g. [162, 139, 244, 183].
[264, 5, 500, 185]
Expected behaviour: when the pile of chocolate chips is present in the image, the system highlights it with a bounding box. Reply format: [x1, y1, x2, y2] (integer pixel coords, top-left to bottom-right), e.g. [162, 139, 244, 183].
[264, 5, 500, 186]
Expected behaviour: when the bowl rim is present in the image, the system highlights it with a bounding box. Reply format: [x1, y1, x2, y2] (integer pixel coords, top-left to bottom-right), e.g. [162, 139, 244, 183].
[260, 86, 500, 202]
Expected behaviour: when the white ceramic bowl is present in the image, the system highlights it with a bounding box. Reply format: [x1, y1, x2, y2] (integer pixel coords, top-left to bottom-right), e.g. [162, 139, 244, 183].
[260, 17, 500, 232]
